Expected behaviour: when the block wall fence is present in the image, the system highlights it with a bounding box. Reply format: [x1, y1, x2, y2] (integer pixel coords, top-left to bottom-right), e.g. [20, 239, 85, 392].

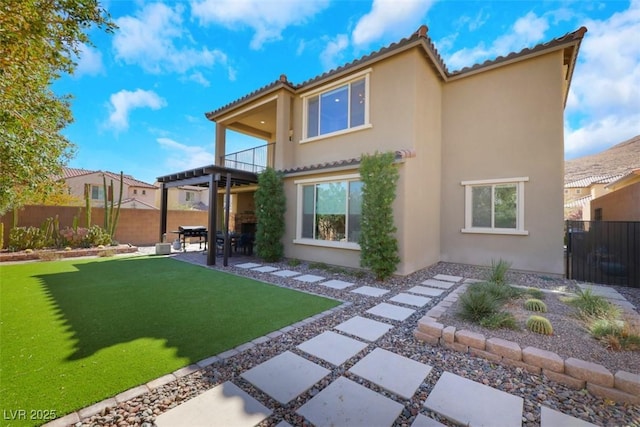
[0, 205, 209, 248]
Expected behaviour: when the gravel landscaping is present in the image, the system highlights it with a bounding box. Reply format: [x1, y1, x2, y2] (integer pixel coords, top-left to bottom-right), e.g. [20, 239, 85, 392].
[71, 253, 639, 427]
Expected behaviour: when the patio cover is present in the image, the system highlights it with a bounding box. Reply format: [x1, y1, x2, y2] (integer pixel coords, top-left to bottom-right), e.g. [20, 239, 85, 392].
[156, 165, 258, 266]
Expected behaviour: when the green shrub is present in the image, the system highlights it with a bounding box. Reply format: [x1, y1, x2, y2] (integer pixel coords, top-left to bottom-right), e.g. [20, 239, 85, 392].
[567, 289, 620, 319]
[526, 315, 553, 335]
[85, 225, 112, 247]
[479, 312, 519, 330]
[9, 226, 46, 250]
[589, 318, 624, 338]
[523, 287, 545, 299]
[254, 168, 286, 262]
[488, 259, 511, 285]
[359, 151, 400, 281]
[287, 258, 301, 267]
[524, 298, 547, 312]
[458, 289, 500, 322]
[470, 281, 521, 303]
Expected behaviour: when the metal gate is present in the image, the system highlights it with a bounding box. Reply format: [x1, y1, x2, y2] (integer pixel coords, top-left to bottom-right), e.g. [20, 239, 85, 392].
[565, 220, 640, 288]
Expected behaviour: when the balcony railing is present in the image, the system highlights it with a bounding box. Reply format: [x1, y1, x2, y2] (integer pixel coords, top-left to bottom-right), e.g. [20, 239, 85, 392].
[222, 143, 274, 174]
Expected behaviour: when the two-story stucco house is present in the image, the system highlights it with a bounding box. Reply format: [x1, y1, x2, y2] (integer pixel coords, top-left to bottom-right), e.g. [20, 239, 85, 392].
[63, 167, 158, 209]
[158, 25, 586, 275]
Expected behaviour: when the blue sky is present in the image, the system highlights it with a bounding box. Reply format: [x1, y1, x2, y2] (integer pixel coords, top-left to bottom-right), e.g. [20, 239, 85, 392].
[54, 0, 640, 185]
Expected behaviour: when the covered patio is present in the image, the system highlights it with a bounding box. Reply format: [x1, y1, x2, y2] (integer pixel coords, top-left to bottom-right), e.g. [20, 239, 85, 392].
[156, 165, 259, 266]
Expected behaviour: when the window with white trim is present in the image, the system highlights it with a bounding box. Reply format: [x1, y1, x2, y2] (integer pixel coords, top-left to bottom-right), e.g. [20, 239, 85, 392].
[462, 177, 528, 235]
[302, 72, 370, 140]
[296, 176, 362, 246]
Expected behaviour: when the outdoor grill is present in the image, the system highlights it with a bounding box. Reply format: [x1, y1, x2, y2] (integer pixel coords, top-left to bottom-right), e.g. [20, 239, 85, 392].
[174, 225, 208, 251]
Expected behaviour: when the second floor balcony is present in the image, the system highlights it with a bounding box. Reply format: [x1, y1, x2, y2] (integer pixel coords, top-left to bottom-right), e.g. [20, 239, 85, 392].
[222, 143, 275, 174]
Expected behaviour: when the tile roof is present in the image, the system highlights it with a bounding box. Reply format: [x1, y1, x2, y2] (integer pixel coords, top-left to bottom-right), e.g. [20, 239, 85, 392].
[564, 174, 623, 188]
[281, 149, 416, 175]
[564, 194, 593, 208]
[61, 167, 157, 189]
[205, 25, 586, 120]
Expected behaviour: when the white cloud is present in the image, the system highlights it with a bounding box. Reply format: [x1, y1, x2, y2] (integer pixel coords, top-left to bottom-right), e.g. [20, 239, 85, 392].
[444, 12, 549, 71]
[565, 1, 640, 156]
[352, 0, 434, 47]
[191, 0, 330, 49]
[185, 71, 210, 87]
[107, 89, 167, 131]
[113, 2, 231, 76]
[157, 137, 214, 170]
[74, 43, 105, 77]
[320, 34, 349, 70]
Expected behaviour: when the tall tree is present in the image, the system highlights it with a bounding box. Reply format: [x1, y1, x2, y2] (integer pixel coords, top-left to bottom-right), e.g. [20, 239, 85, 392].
[0, 0, 115, 214]
[254, 168, 286, 262]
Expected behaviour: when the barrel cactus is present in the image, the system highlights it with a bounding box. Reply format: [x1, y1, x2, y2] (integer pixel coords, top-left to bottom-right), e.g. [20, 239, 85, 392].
[526, 315, 553, 335]
[524, 298, 547, 313]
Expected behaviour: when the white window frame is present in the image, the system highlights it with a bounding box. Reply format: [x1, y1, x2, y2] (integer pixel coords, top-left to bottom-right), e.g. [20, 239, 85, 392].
[293, 173, 361, 250]
[461, 177, 529, 236]
[300, 69, 372, 143]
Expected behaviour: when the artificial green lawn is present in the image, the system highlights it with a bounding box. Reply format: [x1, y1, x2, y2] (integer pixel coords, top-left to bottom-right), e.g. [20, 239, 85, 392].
[0, 256, 339, 426]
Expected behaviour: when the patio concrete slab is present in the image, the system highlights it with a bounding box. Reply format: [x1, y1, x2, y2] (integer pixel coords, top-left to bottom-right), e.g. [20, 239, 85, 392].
[155, 381, 271, 427]
[424, 372, 523, 427]
[334, 316, 393, 341]
[576, 283, 626, 301]
[320, 279, 356, 290]
[240, 351, 329, 404]
[407, 286, 444, 297]
[540, 406, 598, 427]
[366, 303, 416, 321]
[297, 376, 403, 427]
[294, 274, 326, 283]
[235, 262, 262, 269]
[297, 331, 368, 366]
[350, 286, 390, 297]
[433, 274, 463, 283]
[252, 266, 279, 273]
[411, 414, 447, 427]
[389, 293, 432, 307]
[349, 348, 432, 399]
[270, 269, 301, 278]
[421, 279, 456, 290]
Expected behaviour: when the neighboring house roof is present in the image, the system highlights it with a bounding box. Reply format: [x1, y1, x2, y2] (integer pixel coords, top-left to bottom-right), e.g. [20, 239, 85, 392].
[605, 169, 640, 190]
[117, 197, 158, 209]
[564, 194, 593, 208]
[565, 174, 623, 188]
[282, 149, 417, 176]
[206, 25, 586, 120]
[61, 167, 157, 189]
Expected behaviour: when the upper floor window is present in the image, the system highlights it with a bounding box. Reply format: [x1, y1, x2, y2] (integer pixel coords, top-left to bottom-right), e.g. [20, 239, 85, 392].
[461, 177, 529, 235]
[185, 191, 195, 202]
[302, 70, 370, 141]
[91, 185, 104, 200]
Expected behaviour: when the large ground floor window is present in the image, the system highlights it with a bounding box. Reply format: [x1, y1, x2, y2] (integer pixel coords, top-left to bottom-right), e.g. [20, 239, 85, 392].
[295, 174, 362, 248]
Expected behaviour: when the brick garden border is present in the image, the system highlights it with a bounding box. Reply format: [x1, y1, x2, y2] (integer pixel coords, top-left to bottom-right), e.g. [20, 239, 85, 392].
[413, 283, 640, 405]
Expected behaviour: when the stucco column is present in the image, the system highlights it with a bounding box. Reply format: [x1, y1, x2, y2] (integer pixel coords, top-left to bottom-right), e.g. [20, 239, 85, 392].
[215, 123, 227, 167]
[274, 92, 292, 170]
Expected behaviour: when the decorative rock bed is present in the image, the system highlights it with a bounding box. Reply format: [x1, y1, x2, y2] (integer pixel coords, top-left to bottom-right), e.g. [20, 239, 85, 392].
[413, 283, 640, 405]
[0, 245, 138, 262]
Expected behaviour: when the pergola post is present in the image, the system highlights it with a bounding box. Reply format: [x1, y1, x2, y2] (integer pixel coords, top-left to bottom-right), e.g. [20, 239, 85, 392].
[159, 183, 168, 242]
[223, 172, 232, 266]
[206, 173, 219, 266]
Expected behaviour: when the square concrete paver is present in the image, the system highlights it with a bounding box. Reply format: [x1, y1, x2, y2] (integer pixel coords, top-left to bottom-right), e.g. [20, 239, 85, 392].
[366, 303, 416, 321]
[349, 348, 432, 399]
[297, 376, 403, 427]
[389, 293, 432, 307]
[320, 279, 355, 290]
[252, 266, 279, 273]
[155, 381, 271, 427]
[540, 406, 598, 427]
[407, 286, 444, 297]
[421, 279, 456, 290]
[351, 286, 390, 297]
[334, 316, 393, 341]
[433, 274, 463, 283]
[235, 262, 262, 269]
[270, 269, 301, 278]
[297, 331, 367, 366]
[241, 351, 329, 404]
[294, 274, 326, 283]
[424, 372, 523, 427]
[411, 414, 447, 427]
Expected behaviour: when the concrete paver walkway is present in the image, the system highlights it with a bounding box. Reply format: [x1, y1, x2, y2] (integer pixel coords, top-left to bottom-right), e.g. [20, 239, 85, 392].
[60, 254, 621, 427]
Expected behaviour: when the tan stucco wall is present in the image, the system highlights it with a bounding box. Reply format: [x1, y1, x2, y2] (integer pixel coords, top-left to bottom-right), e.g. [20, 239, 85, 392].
[440, 50, 566, 275]
[591, 181, 640, 221]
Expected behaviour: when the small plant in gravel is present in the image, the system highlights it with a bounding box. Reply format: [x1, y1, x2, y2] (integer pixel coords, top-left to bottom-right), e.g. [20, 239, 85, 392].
[287, 258, 301, 267]
[458, 288, 500, 322]
[526, 315, 553, 335]
[524, 298, 547, 312]
[588, 316, 640, 351]
[479, 312, 519, 330]
[567, 289, 620, 320]
[523, 287, 545, 299]
[487, 259, 511, 285]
